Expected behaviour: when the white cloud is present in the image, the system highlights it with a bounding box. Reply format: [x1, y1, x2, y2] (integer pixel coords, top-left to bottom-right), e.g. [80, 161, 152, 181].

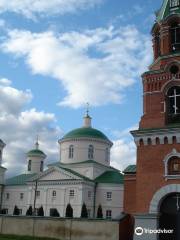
[0, 78, 32, 116]
[111, 139, 136, 172]
[0, 79, 62, 177]
[0, 0, 102, 19]
[1, 25, 152, 108]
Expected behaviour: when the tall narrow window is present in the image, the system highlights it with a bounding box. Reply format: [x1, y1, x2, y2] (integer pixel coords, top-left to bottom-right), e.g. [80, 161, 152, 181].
[40, 161, 43, 172]
[28, 160, 32, 171]
[170, 22, 180, 52]
[106, 210, 112, 219]
[166, 86, 180, 123]
[88, 145, 94, 160]
[69, 145, 74, 159]
[105, 148, 109, 162]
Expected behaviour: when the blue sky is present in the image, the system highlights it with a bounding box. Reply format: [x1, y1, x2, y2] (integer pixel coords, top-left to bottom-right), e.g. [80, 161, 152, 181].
[0, 0, 162, 176]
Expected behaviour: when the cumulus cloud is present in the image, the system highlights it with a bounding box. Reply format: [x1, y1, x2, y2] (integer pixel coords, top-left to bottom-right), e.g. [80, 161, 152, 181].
[111, 139, 136, 172]
[1, 26, 152, 108]
[0, 79, 62, 177]
[0, 0, 102, 19]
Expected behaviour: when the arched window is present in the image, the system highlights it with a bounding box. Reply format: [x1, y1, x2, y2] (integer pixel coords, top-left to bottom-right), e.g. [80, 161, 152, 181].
[168, 156, 180, 175]
[88, 145, 94, 160]
[52, 191, 56, 197]
[105, 148, 109, 162]
[147, 138, 152, 145]
[170, 22, 180, 52]
[28, 160, 31, 171]
[166, 86, 180, 123]
[69, 145, 74, 159]
[170, 0, 180, 8]
[40, 161, 43, 172]
[156, 137, 160, 145]
[164, 137, 168, 144]
[172, 136, 177, 144]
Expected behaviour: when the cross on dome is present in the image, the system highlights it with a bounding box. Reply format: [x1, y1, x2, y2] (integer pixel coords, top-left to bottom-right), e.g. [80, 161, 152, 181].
[35, 135, 39, 150]
[83, 103, 92, 128]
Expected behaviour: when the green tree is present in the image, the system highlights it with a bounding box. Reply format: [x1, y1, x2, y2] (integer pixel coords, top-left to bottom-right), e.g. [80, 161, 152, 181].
[65, 203, 73, 218]
[26, 206, 33, 216]
[37, 206, 44, 216]
[80, 203, 88, 218]
[50, 208, 60, 217]
[97, 204, 103, 219]
[13, 205, 20, 215]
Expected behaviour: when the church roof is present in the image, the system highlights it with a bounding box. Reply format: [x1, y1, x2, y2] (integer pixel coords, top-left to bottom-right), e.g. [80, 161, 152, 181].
[6, 173, 37, 186]
[123, 165, 136, 174]
[27, 149, 46, 157]
[95, 171, 124, 184]
[156, 0, 180, 22]
[49, 160, 118, 172]
[61, 127, 112, 143]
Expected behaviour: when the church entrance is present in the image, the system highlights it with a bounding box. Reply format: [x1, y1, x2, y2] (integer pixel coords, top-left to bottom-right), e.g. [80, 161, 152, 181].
[159, 193, 180, 240]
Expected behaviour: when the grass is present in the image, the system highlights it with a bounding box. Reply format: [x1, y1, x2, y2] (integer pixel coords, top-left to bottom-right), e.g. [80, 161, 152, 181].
[0, 235, 59, 240]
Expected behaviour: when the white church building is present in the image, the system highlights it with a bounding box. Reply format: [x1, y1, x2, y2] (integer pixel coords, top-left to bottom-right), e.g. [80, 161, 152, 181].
[0, 113, 124, 219]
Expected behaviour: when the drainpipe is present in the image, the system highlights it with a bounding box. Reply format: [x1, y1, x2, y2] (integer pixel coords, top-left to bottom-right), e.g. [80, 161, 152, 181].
[33, 180, 38, 215]
[93, 183, 97, 218]
[0, 185, 4, 211]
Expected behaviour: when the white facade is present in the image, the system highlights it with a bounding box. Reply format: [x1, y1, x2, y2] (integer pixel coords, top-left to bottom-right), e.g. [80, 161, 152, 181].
[0, 114, 124, 219]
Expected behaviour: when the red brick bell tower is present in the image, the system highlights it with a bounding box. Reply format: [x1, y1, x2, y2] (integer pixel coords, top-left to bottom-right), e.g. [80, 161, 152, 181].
[124, 1, 180, 240]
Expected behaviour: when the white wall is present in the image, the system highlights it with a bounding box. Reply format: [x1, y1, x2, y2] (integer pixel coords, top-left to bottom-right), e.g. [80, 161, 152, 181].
[2, 182, 124, 219]
[69, 163, 106, 180]
[60, 139, 111, 166]
[96, 184, 124, 219]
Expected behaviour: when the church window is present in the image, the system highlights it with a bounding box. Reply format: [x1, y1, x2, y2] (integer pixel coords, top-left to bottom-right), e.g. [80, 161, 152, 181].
[147, 138, 152, 145]
[88, 145, 94, 159]
[52, 191, 56, 197]
[170, 23, 180, 52]
[106, 192, 112, 201]
[20, 193, 24, 200]
[69, 190, 75, 197]
[28, 160, 32, 171]
[69, 145, 74, 159]
[166, 86, 180, 123]
[6, 193, 9, 200]
[36, 191, 40, 198]
[156, 137, 160, 145]
[172, 136, 177, 144]
[88, 191, 92, 199]
[40, 161, 43, 172]
[106, 210, 112, 219]
[164, 137, 168, 144]
[168, 156, 180, 175]
[105, 148, 109, 162]
[139, 139, 144, 146]
[170, 0, 179, 7]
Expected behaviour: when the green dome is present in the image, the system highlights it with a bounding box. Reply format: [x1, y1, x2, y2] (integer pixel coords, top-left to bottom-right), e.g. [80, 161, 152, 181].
[62, 127, 111, 143]
[27, 149, 46, 157]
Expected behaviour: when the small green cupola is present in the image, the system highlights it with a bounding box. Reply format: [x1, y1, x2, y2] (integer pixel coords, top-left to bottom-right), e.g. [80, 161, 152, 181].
[156, 0, 180, 22]
[27, 138, 46, 174]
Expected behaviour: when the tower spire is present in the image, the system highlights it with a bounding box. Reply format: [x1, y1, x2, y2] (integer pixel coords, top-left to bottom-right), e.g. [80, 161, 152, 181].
[35, 135, 39, 150]
[83, 103, 92, 128]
